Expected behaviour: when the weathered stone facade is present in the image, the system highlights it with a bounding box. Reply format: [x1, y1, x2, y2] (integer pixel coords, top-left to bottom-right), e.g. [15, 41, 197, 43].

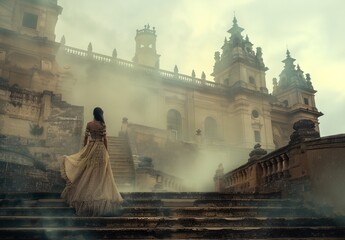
[0, 0, 327, 193]
[55, 18, 322, 167]
[0, 0, 83, 173]
[0, 82, 83, 169]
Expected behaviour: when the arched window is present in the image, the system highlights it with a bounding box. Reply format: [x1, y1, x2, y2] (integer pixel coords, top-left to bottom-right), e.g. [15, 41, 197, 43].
[204, 117, 217, 139]
[167, 109, 182, 140]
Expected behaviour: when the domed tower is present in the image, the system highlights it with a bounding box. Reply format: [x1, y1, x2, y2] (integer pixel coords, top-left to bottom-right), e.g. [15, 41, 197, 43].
[272, 50, 323, 133]
[133, 24, 160, 68]
[211, 16, 268, 93]
[211, 17, 275, 151]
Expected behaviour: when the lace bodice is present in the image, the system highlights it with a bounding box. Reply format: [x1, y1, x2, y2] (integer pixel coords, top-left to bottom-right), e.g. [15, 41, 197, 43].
[85, 121, 106, 140]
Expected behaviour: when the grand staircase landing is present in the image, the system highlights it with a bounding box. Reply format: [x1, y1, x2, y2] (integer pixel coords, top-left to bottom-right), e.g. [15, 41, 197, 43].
[107, 136, 135, 191]
[0, 192, 344, 239]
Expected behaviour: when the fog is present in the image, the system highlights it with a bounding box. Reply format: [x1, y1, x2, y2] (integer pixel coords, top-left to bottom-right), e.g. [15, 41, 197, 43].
[51, 0, 345, 191]
[55, 0, 345, 136]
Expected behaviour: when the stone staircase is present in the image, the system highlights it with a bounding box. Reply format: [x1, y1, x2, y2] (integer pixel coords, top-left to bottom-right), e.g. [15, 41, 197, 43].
[0, 192, 344, 239]
[107, 136, 135, 191]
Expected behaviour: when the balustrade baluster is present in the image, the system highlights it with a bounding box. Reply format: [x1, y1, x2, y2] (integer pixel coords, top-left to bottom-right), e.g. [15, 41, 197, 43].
[265, 161, 272, 183]
[282, 154, 290, 178]
[277, 156, 283, 178]
[260, 163, 267, 182]
[271, 158, 278, 180]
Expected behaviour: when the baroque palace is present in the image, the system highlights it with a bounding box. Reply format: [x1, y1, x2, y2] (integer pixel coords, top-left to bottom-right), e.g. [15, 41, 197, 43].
[0, 0, 322, 171]
[1, 1, 345, 239]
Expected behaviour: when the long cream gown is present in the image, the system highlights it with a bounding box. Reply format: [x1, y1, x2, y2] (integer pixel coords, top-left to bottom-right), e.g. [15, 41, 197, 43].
[60, 121, 123, 216]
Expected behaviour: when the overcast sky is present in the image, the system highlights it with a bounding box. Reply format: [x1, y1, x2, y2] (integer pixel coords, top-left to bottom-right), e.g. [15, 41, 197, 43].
[55, 0, 345, 137]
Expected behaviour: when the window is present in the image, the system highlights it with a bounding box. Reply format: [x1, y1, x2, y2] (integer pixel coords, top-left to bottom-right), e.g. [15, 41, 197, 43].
[283, 100, 288, 107]
[204, 117, 217, 139]
[22, 12, 38, 29]
[304, 97, 309, 105]
[249, 76, 255, 84]
[254, 130, 261, 142]
[251, 110, 259, 118]
[224, 78, 229, 85]
[167, 109, 182, 139]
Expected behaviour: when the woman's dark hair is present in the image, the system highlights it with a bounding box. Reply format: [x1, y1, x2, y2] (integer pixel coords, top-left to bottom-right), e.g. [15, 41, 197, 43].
[93, 107, 105, 126]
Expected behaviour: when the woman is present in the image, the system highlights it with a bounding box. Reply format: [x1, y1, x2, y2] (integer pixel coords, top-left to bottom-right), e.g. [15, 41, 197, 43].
[60, 107, 123, 216]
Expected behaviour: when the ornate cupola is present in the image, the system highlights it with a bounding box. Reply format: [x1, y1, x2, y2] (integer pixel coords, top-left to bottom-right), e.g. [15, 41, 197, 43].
[274, 50, 314, 93]
[133, 24, 160, 68]
[211, 17, 268, 93]
[272, 50, 323, 132]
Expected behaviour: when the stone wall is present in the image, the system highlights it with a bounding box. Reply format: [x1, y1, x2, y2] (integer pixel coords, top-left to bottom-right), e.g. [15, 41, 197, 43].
[0, 160, 64, 193]
[0, 83, 83, 170]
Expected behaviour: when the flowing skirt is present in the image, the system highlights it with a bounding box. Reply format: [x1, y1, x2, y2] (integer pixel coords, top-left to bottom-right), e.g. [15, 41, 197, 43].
[60, 140, 123, 216]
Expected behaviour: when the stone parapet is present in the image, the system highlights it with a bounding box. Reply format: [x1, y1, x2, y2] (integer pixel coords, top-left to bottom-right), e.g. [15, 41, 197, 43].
[216, 133, 345, 214]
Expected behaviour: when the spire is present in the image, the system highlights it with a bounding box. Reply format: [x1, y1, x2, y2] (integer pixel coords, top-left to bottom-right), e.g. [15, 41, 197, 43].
[227, 16, 244, 36]
[276, 50, 314, 92]
[282, 49, 296, 72]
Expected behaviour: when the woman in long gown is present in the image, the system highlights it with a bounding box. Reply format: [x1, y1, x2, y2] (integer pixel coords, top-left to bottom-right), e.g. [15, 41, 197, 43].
[60, 107, 123, 216]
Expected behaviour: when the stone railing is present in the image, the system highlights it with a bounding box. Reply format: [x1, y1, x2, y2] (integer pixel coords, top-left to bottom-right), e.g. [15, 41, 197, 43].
[217, 145, 292, 193]
[215, 119, 345, 214]
[61, 45, 223, 90]
[118, 118, 187, 192]
[135, 157, 185, 192]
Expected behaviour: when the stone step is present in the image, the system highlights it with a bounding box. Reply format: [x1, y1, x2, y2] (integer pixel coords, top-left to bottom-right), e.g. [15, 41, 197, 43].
[107, 142, 129, 146]
[112, 169, 135, 174]
[121, 192, 282, 200]
[110, 163, 132, 168]
[0, 216, 344, 228]
[0, 199, 67, 208]
[0, 193, 61, 200]
[0, 198, 301, 208]
[0, 192, 282, 200]
[0, 207, 75, 216]
[0, 206, 318, 217]
[0, 226, 344, 239]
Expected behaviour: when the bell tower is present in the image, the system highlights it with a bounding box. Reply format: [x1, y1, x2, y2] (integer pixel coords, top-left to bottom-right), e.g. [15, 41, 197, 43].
[212, 17, 275, 152]
[0, 0, 62, 92]
[212, 17, 268, 93]
[272, 50, 323, 131]
[133, 24, 160, 68]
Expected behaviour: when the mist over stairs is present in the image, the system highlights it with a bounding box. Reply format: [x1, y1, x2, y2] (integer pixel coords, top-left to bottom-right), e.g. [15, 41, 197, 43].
[107, 136, 135, 192]
[0, 191, 344, 239]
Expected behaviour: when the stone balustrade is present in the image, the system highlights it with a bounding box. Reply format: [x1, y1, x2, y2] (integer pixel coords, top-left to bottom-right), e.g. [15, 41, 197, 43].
[61, 45, 223, 90]
[136, 164, 185, 192]
[215, 119, 345, 214]
[217, 134, 345, 195]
